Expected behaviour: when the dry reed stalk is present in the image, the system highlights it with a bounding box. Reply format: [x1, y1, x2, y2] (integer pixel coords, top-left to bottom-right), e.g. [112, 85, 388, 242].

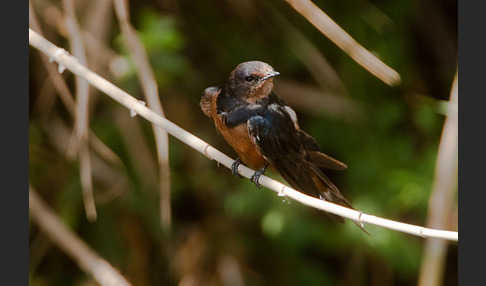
[284, 0, 401, 86]
[274, 79, 362, 120]
[30, 1, 75, 113]
[29, 187, 132, 286]
[113, 107, 158, 188]
[31, 1, 122, 164]
[269, 6, 347, 94]
[114, 0, 172, 229]
[44, 117, 129, 204]
[62, 0, 96, 221]
[418, 71, 458, 286]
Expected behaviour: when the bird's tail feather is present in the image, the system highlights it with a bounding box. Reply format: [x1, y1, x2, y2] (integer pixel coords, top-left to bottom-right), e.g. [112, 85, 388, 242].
[274, 158, 369, 234]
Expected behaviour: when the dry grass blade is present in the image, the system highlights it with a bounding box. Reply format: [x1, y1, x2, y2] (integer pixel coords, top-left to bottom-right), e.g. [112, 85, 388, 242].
[29, 187, 132, 286]
[88, 132, 124, 166]
[63, 0, 96, 221]
[274, 79, 362, 120]
[284, 0, 401, 86]
[114, 0, 172, 230]
[29, 29, 458, 241]
[30, 233, 52, 276]
[287, 27, 347, 94]
[29, 0, 75, 114]
[418, 71, 458, 286]
[84, 0, 113, 72]
[113, 107, 158, 187]
[38, 3, 118, 74]
[83, 0, 114, 113]
[30, 1, 123, 166]
[44, 116, 129, 204]
[269, 6, 347, 94]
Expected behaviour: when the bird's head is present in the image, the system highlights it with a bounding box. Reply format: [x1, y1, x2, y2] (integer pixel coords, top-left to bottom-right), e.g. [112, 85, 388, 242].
[226, 61, 280, 102]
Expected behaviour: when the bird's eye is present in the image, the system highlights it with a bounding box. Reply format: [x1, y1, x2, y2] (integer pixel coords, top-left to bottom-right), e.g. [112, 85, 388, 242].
[245, 75, 256, 82]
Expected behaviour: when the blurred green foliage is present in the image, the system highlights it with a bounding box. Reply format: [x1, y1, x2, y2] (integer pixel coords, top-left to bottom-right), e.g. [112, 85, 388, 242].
[29, 0, 457, 285]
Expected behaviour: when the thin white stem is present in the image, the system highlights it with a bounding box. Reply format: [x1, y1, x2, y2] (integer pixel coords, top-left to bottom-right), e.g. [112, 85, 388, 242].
[29, 187, 132, 286]
[29, 29, 458, 242]
[284, 0, 401, 86]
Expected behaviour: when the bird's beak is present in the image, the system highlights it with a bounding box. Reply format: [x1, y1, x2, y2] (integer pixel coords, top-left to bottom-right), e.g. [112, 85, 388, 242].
[261, 71, 280, 81]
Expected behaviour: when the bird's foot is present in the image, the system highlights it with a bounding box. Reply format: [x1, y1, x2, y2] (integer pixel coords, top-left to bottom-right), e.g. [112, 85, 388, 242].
[250, 164, 268, 188]
[220, 112, 228, 125]
[231, 158, 243, 178]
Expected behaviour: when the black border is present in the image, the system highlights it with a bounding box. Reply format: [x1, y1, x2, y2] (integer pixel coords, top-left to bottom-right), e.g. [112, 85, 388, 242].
[459, 1, 483, 285]
[2, 0, 29, 283]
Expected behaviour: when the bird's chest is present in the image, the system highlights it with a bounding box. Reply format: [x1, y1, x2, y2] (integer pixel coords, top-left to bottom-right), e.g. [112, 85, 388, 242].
[213, 114, 266, 169]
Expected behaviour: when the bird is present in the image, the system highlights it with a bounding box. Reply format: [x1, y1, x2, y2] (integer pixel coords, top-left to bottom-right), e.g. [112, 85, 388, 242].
[200, 61, 367, 233]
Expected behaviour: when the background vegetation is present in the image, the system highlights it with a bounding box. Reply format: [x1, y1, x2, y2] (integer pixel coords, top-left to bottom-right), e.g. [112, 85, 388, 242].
[29, 0, 457, 285]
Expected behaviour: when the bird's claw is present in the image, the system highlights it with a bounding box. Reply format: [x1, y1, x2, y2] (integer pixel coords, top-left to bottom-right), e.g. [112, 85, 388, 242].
[231, 158, 243, 178]
[220, 112, 228, 125]
[250, 165, 268, 188]
[250, 171, 263, 188]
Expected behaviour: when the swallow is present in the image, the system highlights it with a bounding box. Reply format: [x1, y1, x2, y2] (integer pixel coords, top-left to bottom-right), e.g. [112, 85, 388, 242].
[201, 61, 367, 232]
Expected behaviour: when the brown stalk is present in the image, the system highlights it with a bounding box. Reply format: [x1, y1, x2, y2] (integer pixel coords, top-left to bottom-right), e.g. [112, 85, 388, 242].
[44, 116, 129, 204]
[274, 79, 362, 120]
[84, 0, 114, 113]
[417, 71, 458, 286]
[113, 107, 158, 188]
[284, 0, 401, 86]
[30, 1, 130, 167]
[269, 5, 347, 94]
[113, 0, 172, 230]
[30, 1, 75, 114]
[29, 187, 132, 286]
[63, 0, 96, 221]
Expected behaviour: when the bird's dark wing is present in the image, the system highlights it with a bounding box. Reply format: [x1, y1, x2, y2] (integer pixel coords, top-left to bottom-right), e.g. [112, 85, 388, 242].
[265, 93, 347, 171]
[297, 131, 348, 170]
[247, 113, 348, 204]
[264, 93, 300, 129]
[221, 104, 266, 128]
[246, 105, 301, 159]
[246, 109, 349, 222]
